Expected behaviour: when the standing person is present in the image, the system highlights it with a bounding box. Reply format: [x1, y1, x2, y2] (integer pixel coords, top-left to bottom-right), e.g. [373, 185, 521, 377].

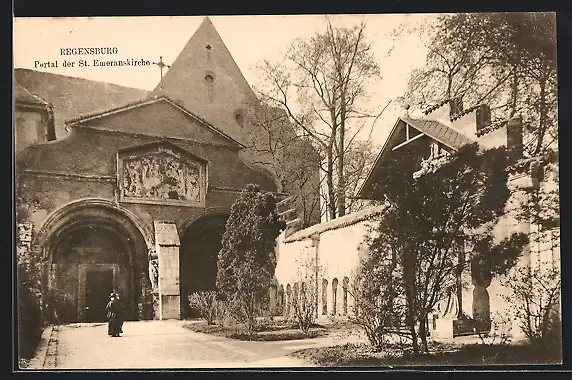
[113, 292, 125, 336]
[106, 291, 125, 337]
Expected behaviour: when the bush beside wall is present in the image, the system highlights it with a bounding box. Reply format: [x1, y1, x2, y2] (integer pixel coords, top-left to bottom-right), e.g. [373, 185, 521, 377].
[17, 266, 43, 360]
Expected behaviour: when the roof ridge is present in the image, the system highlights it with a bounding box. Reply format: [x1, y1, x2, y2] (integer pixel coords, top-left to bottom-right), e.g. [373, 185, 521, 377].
[14, 80, 49, 106]
[14, 68, 151, 93]
[423, 98, 452, 115]
[450, 103, 485, 122]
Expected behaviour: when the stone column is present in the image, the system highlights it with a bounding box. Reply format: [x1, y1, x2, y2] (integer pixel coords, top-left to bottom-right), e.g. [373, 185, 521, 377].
[269, 286, 277, 316]
[471, 259, 492, 333]
[311, 235, 320, 319]
[284, 286, 291, 319]
[506, 173, 532, 339]
[154, 221, 181, 320]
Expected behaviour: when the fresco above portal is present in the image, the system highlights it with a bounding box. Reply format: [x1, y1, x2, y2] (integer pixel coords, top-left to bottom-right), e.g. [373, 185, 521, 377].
[120, 150, 203, 204]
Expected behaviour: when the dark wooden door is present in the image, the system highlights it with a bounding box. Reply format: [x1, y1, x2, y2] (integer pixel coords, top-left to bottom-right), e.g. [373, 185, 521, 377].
[85, 269, 114, 322]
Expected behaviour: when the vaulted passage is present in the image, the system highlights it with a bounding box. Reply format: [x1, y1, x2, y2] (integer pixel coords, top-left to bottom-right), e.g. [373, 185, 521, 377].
[42, 202, 149, 324]
[179, 213, 229, 319]
[49, 223, 140, 323]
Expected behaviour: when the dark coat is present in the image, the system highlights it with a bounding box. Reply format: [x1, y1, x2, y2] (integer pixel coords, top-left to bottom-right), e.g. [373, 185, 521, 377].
[106, 298, 124, 336]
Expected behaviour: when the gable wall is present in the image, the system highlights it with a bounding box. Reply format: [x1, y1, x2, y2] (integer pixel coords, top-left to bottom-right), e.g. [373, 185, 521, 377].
[86, 101, 236, 147]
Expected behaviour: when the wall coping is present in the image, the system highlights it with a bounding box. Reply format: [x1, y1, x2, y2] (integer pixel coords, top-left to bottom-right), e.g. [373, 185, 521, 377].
[283, 204, 388, 244]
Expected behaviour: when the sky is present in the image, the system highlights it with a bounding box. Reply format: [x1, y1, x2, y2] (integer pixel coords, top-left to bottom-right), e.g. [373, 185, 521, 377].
[13, 15, 435, 146]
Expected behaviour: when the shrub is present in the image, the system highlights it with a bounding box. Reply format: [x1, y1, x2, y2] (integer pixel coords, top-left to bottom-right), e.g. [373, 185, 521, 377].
[188, 291, 218, 325]
[215, 299, 233, 328]
[502, 263, 561, 348]
[17, 266, 43, 360]
[216, 184, 286, 334]
[294, 290, 316, 335]
[478, 311, 512, 346]
[227, 288, 266, 336]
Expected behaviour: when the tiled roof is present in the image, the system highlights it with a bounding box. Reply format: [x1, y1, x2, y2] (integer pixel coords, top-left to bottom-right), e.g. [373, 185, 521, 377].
[356, 117, 478, 199]
[400, 117, 476, 150]
[14, 68, 149, 138]
[14, 81, 48, 106]
[423, 98, 451, 115]
[284, 204, 388, 243]
[450, 104, 482, 121]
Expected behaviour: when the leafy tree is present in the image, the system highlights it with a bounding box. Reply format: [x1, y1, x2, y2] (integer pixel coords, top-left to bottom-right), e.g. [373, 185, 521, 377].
[257, 16, 388, 219]
[216, 184, 286, 335]
[364, 143, 529, 355]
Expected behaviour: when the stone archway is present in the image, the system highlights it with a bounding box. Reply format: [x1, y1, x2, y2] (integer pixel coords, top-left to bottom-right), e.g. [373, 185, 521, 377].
[179, 210, 229, 319]
[38, 199, 150, 323]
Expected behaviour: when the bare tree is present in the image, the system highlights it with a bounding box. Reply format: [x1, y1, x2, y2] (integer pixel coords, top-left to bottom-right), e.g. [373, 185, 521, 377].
[256, 16, 386, 219]
[244, 103, 321, 227]
[400, 13, 557, 158]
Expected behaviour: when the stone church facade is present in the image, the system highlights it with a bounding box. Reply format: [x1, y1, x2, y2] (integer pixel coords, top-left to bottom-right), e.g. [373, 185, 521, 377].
[15, 17, 308, 323]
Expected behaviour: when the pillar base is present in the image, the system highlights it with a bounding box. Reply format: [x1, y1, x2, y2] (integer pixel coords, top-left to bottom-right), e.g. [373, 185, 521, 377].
[152, 291, 160, 320]
[159, 294, 180, 320]
[432, 316, 454, 339]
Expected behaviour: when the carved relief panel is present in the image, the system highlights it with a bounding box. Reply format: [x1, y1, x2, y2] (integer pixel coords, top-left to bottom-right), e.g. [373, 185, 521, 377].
[117, 142, 207, 207]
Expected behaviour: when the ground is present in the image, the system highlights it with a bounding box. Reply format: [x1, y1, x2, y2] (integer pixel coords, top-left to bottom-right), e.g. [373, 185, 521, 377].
[290, 338, 563, 367]
[23, 320, 360, 369]
[182, 318, 332, 341]
[25, 319, 558, 369]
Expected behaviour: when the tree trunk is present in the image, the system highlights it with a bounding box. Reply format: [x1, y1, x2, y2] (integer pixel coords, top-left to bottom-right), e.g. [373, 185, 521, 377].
[509, 65, 519, 118]
[419, 316, 429, 353]
[533, 75, 548, 155]
[446, 74, 453, 99]
[337, 103, 346, 217]
[326, 150, 336, 220]
[407, 313, 420, 355]
[404, 276, 420, 354]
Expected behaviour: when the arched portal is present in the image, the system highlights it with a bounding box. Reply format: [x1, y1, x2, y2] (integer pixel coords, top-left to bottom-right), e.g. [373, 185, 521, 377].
[179, 211, 229, 319]
[40, 200, 149, 323]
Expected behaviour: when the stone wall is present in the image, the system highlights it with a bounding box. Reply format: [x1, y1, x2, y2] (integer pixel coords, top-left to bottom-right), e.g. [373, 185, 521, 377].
[275, 167, 560, 338]
[275, 205, 386, 320]
[15, 111, 46, 154]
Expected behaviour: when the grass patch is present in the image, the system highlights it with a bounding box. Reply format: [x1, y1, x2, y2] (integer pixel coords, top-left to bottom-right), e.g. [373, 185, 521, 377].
[290, 342, 562, 367]
[183, 320, 327, 341]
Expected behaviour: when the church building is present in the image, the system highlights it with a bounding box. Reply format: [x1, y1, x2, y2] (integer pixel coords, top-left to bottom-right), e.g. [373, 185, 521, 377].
[15, 17, 305, 323]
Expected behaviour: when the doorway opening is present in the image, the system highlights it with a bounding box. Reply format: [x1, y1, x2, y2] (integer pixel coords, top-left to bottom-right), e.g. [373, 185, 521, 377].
[179, 212, 229, 319]
[84, 267, 115, 322]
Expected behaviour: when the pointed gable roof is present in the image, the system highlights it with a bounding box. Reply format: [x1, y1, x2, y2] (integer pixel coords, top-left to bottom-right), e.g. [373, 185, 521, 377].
[357, 117, 478, 199]
[14, 81, 49, 107]
[66, 95, 245, 148]
[14, 68, 149, 139]
[151, 17, 258, 144]
[400, 117, 475, 150]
